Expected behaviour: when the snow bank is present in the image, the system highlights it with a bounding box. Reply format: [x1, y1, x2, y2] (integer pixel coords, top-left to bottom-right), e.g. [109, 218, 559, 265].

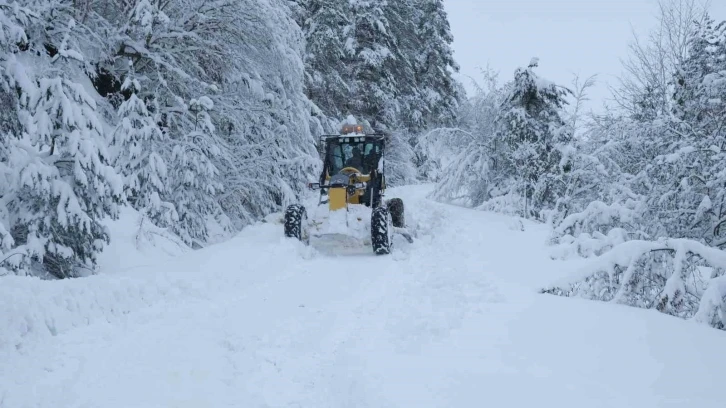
[0, 272, 191, 350]
[0, 204, 312, 351]
[0, 207, 190, 350]
[549, 227, 630, 259]
[96, 206, 188, 274]
[548, 200, 643, 259]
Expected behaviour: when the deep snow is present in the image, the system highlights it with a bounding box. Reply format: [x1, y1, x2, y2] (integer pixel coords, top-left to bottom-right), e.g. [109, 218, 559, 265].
[1, 185, 724, 407]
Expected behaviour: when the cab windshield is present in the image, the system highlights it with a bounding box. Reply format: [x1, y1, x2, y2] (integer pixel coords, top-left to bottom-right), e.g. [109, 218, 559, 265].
[327, 140, 380, 174]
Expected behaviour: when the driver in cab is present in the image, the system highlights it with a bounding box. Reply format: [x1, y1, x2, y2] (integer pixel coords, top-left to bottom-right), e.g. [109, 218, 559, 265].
[345, 146, 364, 170]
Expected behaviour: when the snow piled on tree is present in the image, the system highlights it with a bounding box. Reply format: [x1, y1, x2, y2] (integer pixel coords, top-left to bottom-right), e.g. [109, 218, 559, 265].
[423, 3, 726, 332]
[0, 4, 124, 279]
[0, 0, 324, 277]
[296, 0, 461, 184]
[544, 238, 726, 330]
[429, 60, 574, 218]
[539, 7, 726, 331]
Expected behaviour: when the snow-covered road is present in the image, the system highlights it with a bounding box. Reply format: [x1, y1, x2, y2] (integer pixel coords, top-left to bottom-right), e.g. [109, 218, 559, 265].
[2, 185, 724, 407]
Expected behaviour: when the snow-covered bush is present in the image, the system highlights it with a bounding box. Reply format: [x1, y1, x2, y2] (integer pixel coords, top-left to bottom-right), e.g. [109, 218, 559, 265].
[384, 129, 418, 187]
[414, 126, 472, 184]
[543, 239, 726, 330]
[427, 69, 503, 206]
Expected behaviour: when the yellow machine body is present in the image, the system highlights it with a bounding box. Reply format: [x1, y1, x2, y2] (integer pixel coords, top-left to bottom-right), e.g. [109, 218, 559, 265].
[323, 167, 382, 211]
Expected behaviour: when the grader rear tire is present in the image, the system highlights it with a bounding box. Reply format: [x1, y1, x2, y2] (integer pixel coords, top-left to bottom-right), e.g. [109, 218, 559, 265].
[284, 204, 308, 241]
[371, 206, 392, 255]
[387, 198, 405, 228]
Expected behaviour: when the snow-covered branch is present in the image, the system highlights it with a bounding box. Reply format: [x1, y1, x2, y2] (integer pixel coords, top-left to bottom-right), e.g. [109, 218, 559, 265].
[543, 237, 726, 330]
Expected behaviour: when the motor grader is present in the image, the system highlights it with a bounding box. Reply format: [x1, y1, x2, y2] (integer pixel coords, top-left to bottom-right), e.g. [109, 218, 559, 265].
[283, 122, 408, 255]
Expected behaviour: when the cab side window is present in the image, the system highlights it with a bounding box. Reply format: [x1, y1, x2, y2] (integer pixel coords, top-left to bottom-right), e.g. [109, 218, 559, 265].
[329, 144, 344, 173]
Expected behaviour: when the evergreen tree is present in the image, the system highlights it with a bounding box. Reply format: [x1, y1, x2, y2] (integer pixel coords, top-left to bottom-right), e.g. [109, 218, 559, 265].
[672, 16, 725, 123]
[0, 1, 31, 275]
[381, 0, 419, 129]
[111, 62, 176, 228]
[300, 0, 353, 121]
[168, 97, 226, 248]
[412, 0, 461, 127]
[491, 58, 573, 219]
[0, 13, 123, 278]
[347, 0, 399, 130]
[651, 15, 726, 244]
[296, 0, 460, 139]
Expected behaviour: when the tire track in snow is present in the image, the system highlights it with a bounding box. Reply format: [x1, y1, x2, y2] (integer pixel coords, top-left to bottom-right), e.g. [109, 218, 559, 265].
[1, 185, 507, 407]
[264, 189, 508, 407]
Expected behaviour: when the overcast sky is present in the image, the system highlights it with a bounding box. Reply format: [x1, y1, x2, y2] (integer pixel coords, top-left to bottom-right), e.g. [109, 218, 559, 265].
[443, 0, 726, 113]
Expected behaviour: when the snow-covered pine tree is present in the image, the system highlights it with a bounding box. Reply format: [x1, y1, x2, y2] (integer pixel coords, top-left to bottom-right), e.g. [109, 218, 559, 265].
[671, 16, 720, 123]
[488, 58, 573, 219]
[91, 0, 232, 246]
[287, 0, 308, 27]
[168, 96, 227, 248]
[13, 76, 123, 279]
[298, 0, 353, 122]
[111, 61, 176, 229]
[0, 135, 11, 276]
[0, 1, 31, 275]
[354, 0, 462, 182]
[659, 15, 726, 245]
[380, 0, 421, 130]
[298, 0, 459, 134]
[347, 0, 400, 131]
[411, 0, 461, 127]
[0, 11, 123, 278]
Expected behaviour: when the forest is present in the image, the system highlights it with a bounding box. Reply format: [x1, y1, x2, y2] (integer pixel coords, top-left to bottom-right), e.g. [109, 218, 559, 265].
[0, 0, 458, 278]
[1, 0, 725, 330]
